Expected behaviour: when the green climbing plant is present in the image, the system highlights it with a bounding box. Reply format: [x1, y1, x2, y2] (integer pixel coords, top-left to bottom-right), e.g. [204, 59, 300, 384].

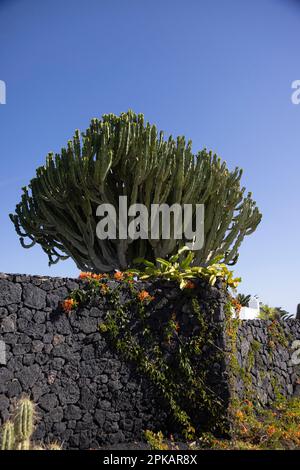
[63, 271, 230, 438]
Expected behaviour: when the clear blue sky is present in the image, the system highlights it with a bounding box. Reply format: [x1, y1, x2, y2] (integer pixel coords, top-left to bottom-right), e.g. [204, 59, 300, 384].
[0, 0, 299, 314]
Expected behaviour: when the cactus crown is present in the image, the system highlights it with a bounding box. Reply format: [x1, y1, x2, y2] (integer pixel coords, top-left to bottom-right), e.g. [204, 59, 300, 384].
[10, 110, 262, 272]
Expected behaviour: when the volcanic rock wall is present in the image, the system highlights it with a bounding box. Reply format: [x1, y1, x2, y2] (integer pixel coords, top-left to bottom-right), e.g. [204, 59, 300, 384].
[0, 273, 228, 448]
[0, 273, 299, 448]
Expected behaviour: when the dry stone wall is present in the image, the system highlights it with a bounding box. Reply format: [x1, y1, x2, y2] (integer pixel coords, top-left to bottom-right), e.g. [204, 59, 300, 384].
[0, 273, 299, 448]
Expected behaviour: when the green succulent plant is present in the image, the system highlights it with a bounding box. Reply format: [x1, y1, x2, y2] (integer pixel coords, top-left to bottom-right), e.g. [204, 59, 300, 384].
[130, 246, 241, 290]
[10, 110, 262, 273]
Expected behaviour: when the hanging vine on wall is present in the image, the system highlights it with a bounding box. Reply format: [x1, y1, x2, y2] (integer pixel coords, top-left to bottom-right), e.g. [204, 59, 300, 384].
[61, 268, 232, 438]
[223, 296, 296, 443]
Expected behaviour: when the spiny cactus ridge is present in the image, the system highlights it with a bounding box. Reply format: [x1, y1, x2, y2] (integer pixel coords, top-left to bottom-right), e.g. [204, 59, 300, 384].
[1, 421, 15, 450]
[0, 397, 61, 451]
[14, 397, 35, 450]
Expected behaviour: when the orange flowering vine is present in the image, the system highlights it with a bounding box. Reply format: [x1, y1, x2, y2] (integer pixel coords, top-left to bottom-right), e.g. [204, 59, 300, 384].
[79, 272, 108, 280]
[138, 290, 154, 303]
[94, 273, 108, 280]
[79, 272, 93, 279]
[114, 271, 125, 281]
[231, 297, 242, 315]
[61, 298, 78, 313]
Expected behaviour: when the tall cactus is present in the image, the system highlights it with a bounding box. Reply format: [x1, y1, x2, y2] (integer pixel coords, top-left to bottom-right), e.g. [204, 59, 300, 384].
[10, 110, 262, 272]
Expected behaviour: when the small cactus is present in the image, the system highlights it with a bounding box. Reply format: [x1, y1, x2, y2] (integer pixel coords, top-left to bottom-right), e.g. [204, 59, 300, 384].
[0, 397, 61, 451]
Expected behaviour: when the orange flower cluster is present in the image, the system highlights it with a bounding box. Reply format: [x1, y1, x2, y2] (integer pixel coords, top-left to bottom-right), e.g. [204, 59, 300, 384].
[79, 272, 108, 280]
[113, 271, 135, 282]
[235, 410, 244, 421]
[79, 272, 92, 279]
[114, 271, 124, 281]
[79, 270, 135, 283]
[61, 298, 77, 313]
[138, 290, 154, 302]
[185, 281, 196, 289]
[231, 297, 242, 315]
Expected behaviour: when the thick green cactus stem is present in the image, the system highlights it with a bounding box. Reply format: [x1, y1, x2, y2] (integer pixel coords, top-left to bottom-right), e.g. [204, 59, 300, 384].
[14, 398, 35, 449]
[10, 110, 262, 272]
[1, 421, 15, 450]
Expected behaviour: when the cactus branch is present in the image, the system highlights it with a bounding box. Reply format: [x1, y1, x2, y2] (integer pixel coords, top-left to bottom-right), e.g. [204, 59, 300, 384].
[10, 110, 262, 272]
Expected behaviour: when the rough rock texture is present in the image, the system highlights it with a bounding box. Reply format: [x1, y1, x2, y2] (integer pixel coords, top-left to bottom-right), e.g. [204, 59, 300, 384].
[0, 273, 229, 449]
[1, 273, 300, 447]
